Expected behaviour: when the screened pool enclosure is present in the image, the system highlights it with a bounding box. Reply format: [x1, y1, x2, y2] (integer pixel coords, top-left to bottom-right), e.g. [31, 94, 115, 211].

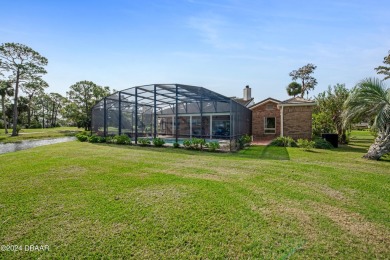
[92, 84, 251, 150]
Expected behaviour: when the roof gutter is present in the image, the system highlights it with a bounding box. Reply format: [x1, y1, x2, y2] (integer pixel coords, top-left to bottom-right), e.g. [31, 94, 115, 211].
[277, 102, 317, 108]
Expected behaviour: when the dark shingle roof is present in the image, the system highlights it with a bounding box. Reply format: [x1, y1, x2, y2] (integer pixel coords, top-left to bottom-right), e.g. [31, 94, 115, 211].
[249, 97, 281, 109]
[233, 97, 254, 107]
[278, 97, 317, 106]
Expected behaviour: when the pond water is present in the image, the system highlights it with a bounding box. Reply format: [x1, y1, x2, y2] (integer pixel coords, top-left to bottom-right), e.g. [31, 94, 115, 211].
[0, 137, 76, 155]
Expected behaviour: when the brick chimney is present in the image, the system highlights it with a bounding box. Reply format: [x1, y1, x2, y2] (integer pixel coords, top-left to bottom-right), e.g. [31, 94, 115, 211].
[243, 85, 251, 101]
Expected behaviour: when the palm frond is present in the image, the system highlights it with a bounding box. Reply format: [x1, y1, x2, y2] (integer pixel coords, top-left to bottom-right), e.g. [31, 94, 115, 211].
[343, 77, 389, 131]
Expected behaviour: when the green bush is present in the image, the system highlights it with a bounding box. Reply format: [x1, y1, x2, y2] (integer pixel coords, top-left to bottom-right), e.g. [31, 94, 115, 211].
[192, 138, 206, 150]
[152, 138, 165, 147]
[270, 136, 297, 147]
[183, 139, 192, 149]
[206, 141, 220, 152]
[173, 142, 180, 148]
[30, 120, 42, 129]
[107, 135, 131, 145]
[313, 138, 333, 149]
[88, 135, 106, 143]
[75, 134, 89, 142]
[16, 125, 22, 134]
[117, 135, 131, 145]
[79, 131, 91, 137]
[106, 136, 114, 143]
[182, 138, 206, 150]
[239, 135, 252, 148]
[138, 138, 151, 146]
[297, 138, 315, 151]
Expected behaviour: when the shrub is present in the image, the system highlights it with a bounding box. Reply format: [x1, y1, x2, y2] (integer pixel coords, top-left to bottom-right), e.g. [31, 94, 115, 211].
[173, 142, 180, 148]
[79, 131, 91, 137]
[116, 135, 131, 145]
[206, 141, 220, 152]
[106, 136, 114, 143]
[30, 120, 42, 129]
[75, 133, 89, 142]
[191, 138, 206, 150]
[313, 138, 333, 149]
[297, 138, 315, 151]
[270, 136, 297, 147]
[239, 135, 252, 148]
[152, 137, 165, 147]
[88, 135, 106, 143]
[107, 134, 131, 145]
[16, 125, 22, 134]
[30, 120, 42, 128]
[138, 138, 151, 146]
[183, 139, 192, 149]
[182, 138, 206, 150]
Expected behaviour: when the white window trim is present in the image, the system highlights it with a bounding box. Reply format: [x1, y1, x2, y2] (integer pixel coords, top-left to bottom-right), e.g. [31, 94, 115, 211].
[264, 117, 276, 134]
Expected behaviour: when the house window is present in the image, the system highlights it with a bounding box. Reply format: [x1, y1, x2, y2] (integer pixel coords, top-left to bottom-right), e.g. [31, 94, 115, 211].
[264, 117, 276, 134]
[266, 104, 274, 110]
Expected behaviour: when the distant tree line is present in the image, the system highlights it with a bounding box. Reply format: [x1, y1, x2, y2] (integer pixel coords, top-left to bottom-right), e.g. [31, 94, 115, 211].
[2, 42, 388, 159]
[0, 42, 111, 135]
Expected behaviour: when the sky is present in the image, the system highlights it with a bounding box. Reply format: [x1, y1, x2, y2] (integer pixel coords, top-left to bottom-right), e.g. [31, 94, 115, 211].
[1, 0, 389, 102]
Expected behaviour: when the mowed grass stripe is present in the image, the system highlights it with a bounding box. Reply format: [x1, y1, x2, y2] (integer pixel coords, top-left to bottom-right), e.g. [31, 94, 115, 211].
[0, 132, 389, 258]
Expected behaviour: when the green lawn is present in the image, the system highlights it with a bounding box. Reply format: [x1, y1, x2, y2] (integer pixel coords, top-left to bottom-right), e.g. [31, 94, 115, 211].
[0, 127, 82, 143]
[0, 131, 389, 259]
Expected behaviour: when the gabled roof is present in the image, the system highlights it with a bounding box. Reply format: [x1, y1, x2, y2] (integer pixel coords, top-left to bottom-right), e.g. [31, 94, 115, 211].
[249, 97, 281, 110]
[277, 97, 317, 107]
[233, 97, 254, 107]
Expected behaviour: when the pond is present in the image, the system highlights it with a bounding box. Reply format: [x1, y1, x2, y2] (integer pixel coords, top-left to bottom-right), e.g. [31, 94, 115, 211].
[0, 137, 76, 155]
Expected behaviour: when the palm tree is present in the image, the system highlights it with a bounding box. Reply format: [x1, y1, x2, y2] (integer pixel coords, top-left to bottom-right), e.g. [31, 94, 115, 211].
[286, 82, 302, 97]
[343, 78, 390, 160]
[0, 80, 14, 134]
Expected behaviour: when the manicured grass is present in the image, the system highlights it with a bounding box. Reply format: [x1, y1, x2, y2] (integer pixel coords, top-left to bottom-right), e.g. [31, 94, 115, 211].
[0, 127, 82, 143]
[0, 131, 389, 258]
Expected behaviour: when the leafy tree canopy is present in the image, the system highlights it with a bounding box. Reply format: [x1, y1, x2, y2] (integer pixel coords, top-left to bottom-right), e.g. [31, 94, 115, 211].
[0, 43, 47, 80]
[0, 42, 48, 135]
[66, 80, 110, 130]
[375, 50, 390, 80]
[289, 63, 317, 98]
[22, 78, 49, 96]
[314, 84, 350, 143]
[0, 80, 14, 133]
[286, 82, 302, 97]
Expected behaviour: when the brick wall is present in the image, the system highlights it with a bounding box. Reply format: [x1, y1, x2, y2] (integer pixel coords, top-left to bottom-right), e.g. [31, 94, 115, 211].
[282, 106, 313, 140]
[251, 101, 281, 141]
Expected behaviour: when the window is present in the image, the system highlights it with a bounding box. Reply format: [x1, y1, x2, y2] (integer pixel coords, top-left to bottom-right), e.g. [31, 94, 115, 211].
[266, 104, 274, 110]
[264, 117, 276, 134]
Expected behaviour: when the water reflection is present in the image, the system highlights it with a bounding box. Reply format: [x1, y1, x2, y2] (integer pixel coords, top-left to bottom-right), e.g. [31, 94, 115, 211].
[0, 137, 76, 154]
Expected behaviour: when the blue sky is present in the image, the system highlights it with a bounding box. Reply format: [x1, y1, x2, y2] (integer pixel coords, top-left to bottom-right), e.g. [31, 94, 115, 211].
[2, 0, 389, 101]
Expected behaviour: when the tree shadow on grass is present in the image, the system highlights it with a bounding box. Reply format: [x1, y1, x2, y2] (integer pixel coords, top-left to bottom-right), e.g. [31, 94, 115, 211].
[335, 144, 369, 154]
[90, 143, 291, 160]
[303, 149, 320, 153]
[379, 154, 390, 162]
[91, 143, 238, 159]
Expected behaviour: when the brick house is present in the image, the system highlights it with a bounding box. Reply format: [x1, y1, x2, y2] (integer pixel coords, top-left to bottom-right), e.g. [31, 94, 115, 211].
[250, 98, 282, 141]
[249, 96, 317, 142]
